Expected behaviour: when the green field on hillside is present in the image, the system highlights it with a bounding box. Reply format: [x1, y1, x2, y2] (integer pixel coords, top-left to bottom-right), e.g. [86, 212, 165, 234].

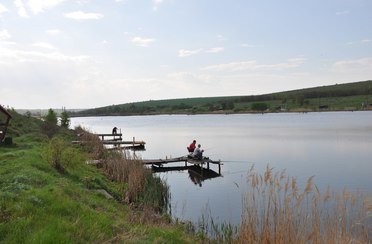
[73, 80, 372, 116]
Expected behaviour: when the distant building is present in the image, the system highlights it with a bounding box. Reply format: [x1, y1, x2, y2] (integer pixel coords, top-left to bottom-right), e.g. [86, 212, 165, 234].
[0, 105, 12, 143]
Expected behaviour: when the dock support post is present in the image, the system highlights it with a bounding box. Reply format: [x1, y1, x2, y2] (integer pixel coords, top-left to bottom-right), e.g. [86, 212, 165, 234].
[207, 161, 210, 170]
[218, 162, 221, 175]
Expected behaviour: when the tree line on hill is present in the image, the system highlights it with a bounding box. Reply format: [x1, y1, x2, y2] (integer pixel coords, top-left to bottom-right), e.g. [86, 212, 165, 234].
[71, 80, 372, 116]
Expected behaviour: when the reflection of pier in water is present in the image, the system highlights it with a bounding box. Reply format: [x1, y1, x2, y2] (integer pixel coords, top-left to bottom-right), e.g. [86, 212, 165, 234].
[147, 156, 222, 186]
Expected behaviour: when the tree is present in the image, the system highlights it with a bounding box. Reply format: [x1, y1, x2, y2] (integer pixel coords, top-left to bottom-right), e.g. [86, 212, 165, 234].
[45, 108, 57, 125]
[43, 108, 58, 138]
[251, 102, 268, 111]
[60, 108, 70, 128]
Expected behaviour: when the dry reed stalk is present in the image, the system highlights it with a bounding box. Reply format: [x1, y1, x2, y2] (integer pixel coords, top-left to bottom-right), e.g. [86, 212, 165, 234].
[75, 126, 105, 159]
[238, 166, 370, 244]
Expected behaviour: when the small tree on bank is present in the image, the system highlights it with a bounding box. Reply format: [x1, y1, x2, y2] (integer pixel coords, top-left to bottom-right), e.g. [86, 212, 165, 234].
[60, 108, 70, 129]
[43, 108, 58, 138]
[45, 108, 57, 125]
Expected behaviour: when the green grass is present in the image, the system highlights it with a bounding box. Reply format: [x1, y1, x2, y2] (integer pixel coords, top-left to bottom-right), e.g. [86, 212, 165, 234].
[0, 112, 196, 243]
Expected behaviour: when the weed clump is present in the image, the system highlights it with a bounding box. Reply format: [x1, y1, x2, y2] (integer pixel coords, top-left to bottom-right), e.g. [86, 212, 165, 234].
[44, 137, 84, 174]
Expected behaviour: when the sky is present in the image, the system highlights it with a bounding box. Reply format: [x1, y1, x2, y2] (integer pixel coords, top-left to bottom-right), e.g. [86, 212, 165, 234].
[0, 0, 371, 109]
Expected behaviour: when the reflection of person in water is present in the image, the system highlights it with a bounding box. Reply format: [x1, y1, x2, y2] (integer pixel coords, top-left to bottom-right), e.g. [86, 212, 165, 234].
[188, 169, 202, 187]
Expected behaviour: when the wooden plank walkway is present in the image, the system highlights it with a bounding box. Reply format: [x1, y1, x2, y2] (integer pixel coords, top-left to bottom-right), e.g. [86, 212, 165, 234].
[102, 140, 146, 145]
[143, 155, 222, 174]
[142, 156, 220, 165]
[73, 132, 146, 149]
[95, 133, 123, 137]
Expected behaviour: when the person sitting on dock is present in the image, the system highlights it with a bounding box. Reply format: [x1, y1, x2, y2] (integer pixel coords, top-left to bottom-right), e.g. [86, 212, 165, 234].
[112, 127, 118, 134]
[187, 140, 197, 153]
[192, 144, 204, 160]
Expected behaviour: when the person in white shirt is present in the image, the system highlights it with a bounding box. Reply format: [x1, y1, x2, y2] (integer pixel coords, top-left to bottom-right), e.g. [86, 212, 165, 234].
[192, 144, 204, 160]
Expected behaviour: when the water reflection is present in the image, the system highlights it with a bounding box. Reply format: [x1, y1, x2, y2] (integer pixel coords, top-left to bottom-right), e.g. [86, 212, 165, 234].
[71, 111, 372, 227]
[152, 164, 222, 187]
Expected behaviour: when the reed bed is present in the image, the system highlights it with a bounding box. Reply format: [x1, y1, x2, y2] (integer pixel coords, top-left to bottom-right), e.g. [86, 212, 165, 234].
[74, 126, 105, 159]
[103, 151, 169, 213]
[237, 165, 370, 244]
[74, 127, 169, 213]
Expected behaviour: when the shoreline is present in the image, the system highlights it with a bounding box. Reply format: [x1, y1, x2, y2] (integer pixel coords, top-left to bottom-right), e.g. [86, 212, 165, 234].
[69, 108, 372, 118]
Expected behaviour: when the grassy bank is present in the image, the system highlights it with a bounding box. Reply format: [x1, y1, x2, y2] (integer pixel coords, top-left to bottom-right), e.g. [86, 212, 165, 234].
[0, 111, 195, 243]
[1, 110, 370, 243]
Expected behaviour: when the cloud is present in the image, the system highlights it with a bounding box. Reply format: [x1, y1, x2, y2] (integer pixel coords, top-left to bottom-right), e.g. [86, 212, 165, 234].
[152, 0, 165, 10]
[46, 29, 62, 36]
[0, 3, 9, 16]
[217, 34, 227, 41]
[31, 42, 57, 50]
[178, 47, 224, 57]
[0, 44, 97, 108]
[361, 39, 371, 44]
[0, 29, 11, 41]
[336, 10, 350, 16]
[27, 0, 66, 14]
[331, 57, 372, 73]
[178, 48, 203, 57]
[0, 45, 89, 64]
[206, 47, 224, 53]
[202, 58, 306, 72]
[14, 0, 29, 18]
[131, 37, 155, 47]
[241, 43, 257, 48]
[64, 11, 104, 20]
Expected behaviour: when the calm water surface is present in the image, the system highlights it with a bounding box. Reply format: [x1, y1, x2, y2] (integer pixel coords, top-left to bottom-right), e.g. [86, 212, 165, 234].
[71, 111, 372, 226]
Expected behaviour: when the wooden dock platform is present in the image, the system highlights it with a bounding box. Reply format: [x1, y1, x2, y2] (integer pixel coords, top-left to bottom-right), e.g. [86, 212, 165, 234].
[143, 156, 222, 174]
[73, 132, 146, 150]
[102, 140, 146, 145]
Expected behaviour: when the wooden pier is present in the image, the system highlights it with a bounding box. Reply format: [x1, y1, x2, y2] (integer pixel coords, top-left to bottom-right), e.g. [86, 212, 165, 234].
[73, 132, 146, 150]
[95, 132, 145, 149]
[96, 133, 122, 140]
[142, 156, 222, 175]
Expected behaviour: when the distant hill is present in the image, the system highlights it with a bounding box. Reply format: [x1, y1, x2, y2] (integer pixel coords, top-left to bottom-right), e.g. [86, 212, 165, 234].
[16, 109, 86, 117]
[72, 80, 372, 116]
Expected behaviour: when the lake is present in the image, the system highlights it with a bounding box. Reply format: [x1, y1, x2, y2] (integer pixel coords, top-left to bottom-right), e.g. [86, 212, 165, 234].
[70, 111, 372, 227]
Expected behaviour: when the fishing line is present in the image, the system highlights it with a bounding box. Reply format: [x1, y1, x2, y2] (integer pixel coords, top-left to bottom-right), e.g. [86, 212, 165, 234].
[218, 160, 254, 163]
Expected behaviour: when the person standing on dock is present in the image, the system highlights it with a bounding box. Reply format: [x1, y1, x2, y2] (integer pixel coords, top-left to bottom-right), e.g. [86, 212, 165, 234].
[193, 144, 204, 160]
[187, 140, 197, 153]
[112, 127, 118, 134]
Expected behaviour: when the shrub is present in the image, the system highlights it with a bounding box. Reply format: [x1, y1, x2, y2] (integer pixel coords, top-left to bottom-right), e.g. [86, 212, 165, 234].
[251, 102, 268, 111]
[44, 137, 84, 173]
[44, 137, 66, 173]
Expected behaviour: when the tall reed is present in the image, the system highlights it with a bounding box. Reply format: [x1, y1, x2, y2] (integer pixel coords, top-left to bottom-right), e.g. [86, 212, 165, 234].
[74, 127, 169, 213]
[74, 126, 105, 159]
[238, 165, 370, 243]
[103, 151, 169, 213]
